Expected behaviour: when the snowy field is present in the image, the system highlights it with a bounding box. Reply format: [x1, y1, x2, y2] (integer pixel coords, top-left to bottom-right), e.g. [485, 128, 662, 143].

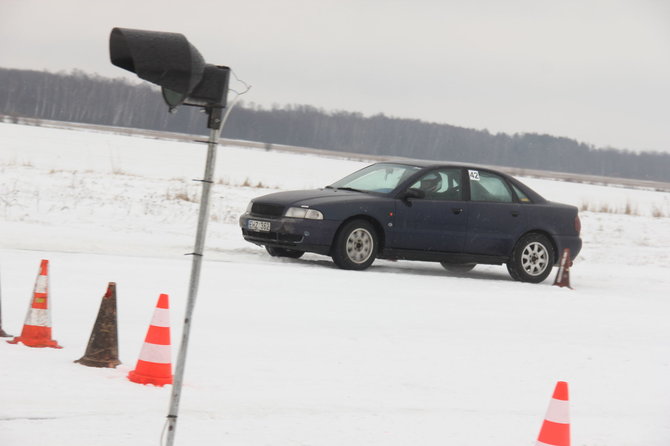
[0, 122, 669, 445]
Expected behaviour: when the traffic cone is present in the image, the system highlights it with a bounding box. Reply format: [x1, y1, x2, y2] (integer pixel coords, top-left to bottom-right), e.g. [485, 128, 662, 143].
[7, 259, 62, 348]
[75, 282, 121, 368]
[128, 293, 172, 386]
[536, 381, 570, 446]
[553, 248, 572, 289]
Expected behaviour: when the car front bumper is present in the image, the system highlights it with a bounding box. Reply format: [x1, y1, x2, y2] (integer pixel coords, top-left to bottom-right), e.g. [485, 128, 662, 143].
[239, 213, 340, 255]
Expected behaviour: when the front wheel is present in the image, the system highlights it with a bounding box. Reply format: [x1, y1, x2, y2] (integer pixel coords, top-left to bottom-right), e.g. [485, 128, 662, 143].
[507, 233, 555, 283]
[331, 219, 378, 270]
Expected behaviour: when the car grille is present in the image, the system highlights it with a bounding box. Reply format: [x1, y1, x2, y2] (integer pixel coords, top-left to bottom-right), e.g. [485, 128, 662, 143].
[251, 202, 285, 218]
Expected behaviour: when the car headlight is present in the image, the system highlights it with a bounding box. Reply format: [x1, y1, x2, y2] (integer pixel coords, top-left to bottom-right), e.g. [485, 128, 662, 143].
[246, 202, 253, 213]
[285, 207, 324, 220]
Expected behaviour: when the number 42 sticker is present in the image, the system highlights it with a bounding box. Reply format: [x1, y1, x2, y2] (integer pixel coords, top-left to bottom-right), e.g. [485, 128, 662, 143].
[469, 170, 480, 181]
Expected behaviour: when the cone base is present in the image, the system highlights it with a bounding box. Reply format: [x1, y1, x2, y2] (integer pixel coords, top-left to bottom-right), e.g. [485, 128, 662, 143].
[75, 356, 121, 368]
[128, 369, 173, 387]
[7, 336, 62, 348]
[553, 282, 572, 289]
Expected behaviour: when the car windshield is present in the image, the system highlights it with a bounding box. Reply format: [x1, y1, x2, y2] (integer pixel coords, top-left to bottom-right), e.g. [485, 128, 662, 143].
[328, 163, 421, 194]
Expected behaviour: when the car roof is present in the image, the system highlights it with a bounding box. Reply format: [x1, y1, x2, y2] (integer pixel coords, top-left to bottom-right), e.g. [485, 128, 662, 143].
[381, 158, 501, 171]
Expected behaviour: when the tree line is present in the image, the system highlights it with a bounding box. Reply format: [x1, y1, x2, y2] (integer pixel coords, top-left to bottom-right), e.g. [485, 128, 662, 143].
[1, 67, 668, 182]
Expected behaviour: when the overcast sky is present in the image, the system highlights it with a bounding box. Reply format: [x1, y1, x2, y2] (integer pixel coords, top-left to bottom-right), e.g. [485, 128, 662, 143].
[2, 0, 669, 153]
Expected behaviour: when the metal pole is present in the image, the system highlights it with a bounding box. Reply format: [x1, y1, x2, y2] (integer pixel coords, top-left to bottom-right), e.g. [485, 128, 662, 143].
[0, 266, 10, 337]
[165, 125, 221, 446]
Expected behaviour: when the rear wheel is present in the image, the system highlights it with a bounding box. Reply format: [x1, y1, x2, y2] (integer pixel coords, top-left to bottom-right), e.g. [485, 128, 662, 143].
[331, 219, 378, 270]
[507, 233, 555, 283]
[265, 246, 304, 259]
[440, 263, 476, 274]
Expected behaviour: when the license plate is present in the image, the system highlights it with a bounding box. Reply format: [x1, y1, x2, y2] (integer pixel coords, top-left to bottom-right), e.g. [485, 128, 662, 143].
[248, 219, 271, 232]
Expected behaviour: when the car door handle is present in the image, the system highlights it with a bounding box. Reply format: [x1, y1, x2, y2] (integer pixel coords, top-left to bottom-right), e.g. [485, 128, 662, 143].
[511, 211, 520, 217]
[452, 207, 464, 215]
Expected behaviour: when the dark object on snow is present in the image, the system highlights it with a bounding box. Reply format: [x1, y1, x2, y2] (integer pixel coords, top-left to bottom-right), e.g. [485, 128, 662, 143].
[75, 282, 121, 368]
[240, 161, 582, 283]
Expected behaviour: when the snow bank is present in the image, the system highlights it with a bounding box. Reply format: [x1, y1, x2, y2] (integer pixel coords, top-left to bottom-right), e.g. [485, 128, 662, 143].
[0, 122, 668, 445]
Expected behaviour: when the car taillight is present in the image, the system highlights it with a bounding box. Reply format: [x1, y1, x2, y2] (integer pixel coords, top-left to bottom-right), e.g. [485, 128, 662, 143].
[574, 215, 581, 235]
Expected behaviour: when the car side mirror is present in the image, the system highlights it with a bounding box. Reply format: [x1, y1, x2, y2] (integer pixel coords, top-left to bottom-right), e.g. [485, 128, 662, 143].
[403, 188, 425, 200]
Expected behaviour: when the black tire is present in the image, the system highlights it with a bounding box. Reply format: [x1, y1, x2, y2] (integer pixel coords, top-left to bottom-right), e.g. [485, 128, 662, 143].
[331, 219, 378, 270]
[507, 233, 555, 283]
[440, 263, 476, 274]
[265, 246, 304, 259]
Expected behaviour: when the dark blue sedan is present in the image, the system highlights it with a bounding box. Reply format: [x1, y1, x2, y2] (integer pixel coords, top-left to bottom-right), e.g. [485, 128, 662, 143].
[239, 161, 582, 283]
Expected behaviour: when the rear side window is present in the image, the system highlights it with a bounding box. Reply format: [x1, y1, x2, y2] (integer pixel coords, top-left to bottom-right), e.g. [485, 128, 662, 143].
[468, 170, 513, 203]
[511, 184, 532, 203]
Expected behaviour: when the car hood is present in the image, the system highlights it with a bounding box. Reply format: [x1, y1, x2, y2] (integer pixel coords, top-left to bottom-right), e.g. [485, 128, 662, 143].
[251, 188, 378, 208]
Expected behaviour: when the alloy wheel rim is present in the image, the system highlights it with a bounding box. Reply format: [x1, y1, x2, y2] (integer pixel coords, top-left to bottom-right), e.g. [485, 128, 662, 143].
[346, 228, 373, 264]
[521, 241, 549, 276]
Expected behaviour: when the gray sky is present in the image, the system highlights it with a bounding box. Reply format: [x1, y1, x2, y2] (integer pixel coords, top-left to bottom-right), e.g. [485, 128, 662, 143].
[2, 0, 669, 153]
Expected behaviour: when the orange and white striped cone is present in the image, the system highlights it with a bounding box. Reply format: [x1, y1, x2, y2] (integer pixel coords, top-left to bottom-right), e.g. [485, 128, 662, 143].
[128, 293, 172, 386]
[553, 249, 572, 289]
[7, 259, 62, 348]
[536, 381, 570, 446]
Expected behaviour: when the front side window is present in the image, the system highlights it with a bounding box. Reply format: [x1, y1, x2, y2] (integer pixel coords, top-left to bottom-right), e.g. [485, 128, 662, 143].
[409, 168, 463, 201]
[468, 170, 513, 203]
[329, 163, 421, 194]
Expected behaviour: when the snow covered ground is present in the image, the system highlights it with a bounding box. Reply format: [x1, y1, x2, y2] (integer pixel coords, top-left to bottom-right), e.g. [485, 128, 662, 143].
[0, 122, 669, 445]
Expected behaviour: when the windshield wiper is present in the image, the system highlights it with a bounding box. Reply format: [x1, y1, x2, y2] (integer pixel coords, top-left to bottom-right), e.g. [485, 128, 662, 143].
[334, 187, 362, 192]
